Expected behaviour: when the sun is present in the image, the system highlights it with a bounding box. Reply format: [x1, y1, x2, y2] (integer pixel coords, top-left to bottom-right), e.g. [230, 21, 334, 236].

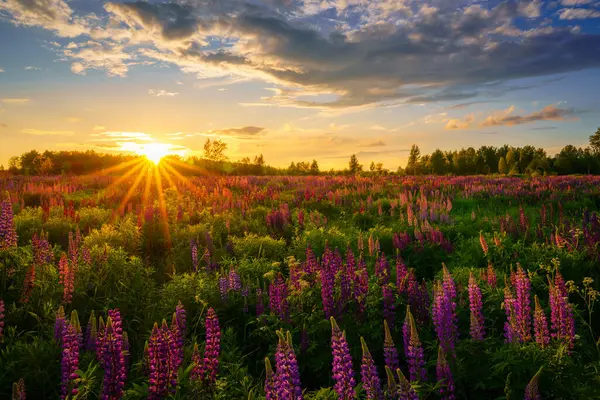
[142, 143, 173, 165]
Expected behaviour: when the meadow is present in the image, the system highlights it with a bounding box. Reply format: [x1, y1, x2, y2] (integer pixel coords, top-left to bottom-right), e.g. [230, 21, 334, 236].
[1, 171, 600, 399]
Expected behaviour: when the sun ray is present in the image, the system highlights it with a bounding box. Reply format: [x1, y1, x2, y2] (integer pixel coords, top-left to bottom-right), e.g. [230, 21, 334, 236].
[103, 161, 146, 196]
[153, 165, 172, 252]
[164, 157, 213, 177]
[112, 166, 147, 223]
[81, 157, 145, 181]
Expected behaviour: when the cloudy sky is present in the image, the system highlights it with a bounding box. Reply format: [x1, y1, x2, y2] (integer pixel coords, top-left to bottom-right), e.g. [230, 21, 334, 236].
[1, 0, 599, 169]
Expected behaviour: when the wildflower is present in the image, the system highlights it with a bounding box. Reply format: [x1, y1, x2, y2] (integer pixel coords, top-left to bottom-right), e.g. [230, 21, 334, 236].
[384, 320, 399, 373]
[12, 378, 26, 400]
[70, 310, 83, 349]
[229, 268, 242, 292]
[219, 275, 229, 301]
[191, 308, 221, 386]
[270, 274, 289, 321]
[468, 273, 485, 341]
[383, 284, 396, 329]
[98, 311, 127, 400]
[432, 280, 458, 356]
[479, 232, 488, 255]
[274, 330, 303, 400]
[385, 366, 418, 400]
[503, 277, 518, 343]
[514, 265, 532, 343]
[331, 317, 356, 399]
[354, 257, 369, 317]
[360, 337, 382, 400]
[524, 367, 543, 400]
[265, 357, 276, 400]
[148, 322, 169, 398]
[533, 296, 550, 348]
[0, 299, 4, 342]
[549, 278, 575, 349]
[191, 239, 199, 271]
[436, 347, 455, 400]
[406, 308, 426, 382]
[55, 306, 66, 344]
[60, 322, 80, 399]
[0, 194, 17, 250]
[21, 265, 36, 303]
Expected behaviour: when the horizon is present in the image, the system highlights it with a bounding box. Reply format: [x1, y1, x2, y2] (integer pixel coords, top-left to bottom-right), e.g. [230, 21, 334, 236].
[1, 0, 600, 169]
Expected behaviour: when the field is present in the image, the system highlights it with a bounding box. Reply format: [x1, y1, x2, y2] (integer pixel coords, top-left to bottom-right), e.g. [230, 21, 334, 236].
[1, 173, 600, 399]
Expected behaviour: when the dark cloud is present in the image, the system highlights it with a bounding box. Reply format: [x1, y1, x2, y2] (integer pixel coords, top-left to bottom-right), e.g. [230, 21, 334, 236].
[359, 140, 386, 147]
[213, 126, 265, 136]
[482, 105, 575, 126]
[4, 0, 600, 109]
[531, 126, 558, 130]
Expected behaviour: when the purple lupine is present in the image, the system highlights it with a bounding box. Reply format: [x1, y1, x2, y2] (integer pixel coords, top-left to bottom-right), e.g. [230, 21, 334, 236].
[55, 306, 66, 344]
[320, 248, 338, 318]
[503, 277, 518, 343]
[270, 274, 289, 321]
[432, 280, 458, 356]
[98, 311, 127, 400]
[406, 308, 426, 382]
[468, 273, 485, 341]
[533, 295, 550, 348]
[354, 257, 369, 318]
[396, 368, 419, 400]
[0, 299, 4, 342]
[229, 268, 242, 292]
[383, 284, 396, 330]
[407, 273, 429, 326]
[549, 278, 575, 349]
[436, 347, 455, 400]
[191, 239, 199, 271]
[396, 257, 408, 294]
[360, 337, 382, 400]
[70, 310, 83, 350]
[0, 194, 17, 251]
[194, 307, 221, 386]
[256, 288, 265, 318]
[148, 322, 169, 398]
[524, 367, 543, 400]
[442, 264, 457, 301]
[219, 275, 229, 301]
[402, 306, 410, 359]
[12, 378, 26, 400]
[171, 313, 184, 368]
[339, 254, 353, 311]
[304, 245, 318, 275]
[274, 330, 303, 400]
[384, 320, 399, 373]
[514, 265, 532, 343]
[330, 317, 356, 399]
[61, 322, 80, 399]
[265, 357, 276, 400]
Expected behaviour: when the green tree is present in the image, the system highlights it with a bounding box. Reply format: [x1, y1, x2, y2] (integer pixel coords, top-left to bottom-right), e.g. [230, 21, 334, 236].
[310, 160, 319, 175]
[349, 154, 362, 174]
[203, 139, 228, 162]
[498, 157, 508, 174]
[590, 127, 600, 154]
[406, 144, 421, 175]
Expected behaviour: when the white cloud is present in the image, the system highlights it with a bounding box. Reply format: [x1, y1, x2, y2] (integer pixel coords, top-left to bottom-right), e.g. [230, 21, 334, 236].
[558, 8, 600, 19]
[24, 66, 41, 70]
[148, 89, 179, 97]
[1, 98, 30, 104]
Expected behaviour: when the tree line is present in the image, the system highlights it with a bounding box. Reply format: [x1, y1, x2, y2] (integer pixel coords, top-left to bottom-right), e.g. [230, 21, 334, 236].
[3, 128, 600, 176]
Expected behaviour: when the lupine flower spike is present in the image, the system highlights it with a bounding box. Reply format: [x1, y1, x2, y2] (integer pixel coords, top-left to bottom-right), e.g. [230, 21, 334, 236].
[384, 320, 399, 373]
[265, 357, 275, 400]
[273, 330, 303, 400]
[12, 378, 26, 400]
[360, 337, 382, 400]
[331, 317, 356, 399]
[533, 296, 550, 348]
[524, 366, 543, 400]
[406, 308, 426, 382]
[468, 273, 485, 341]
[436, 346, 455, 400]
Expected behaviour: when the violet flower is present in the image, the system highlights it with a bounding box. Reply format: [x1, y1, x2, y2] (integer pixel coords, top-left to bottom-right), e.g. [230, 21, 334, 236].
[360, 337, 382, 400]
[468, 273, 485, 341]
[384, 320, 399, 373]
[436, 347, 455, 400]
[331, 317, 356, 399]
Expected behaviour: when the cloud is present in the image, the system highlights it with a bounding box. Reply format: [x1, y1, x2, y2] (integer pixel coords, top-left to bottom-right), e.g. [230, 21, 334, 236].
[560, 0, 594, 5]
[558, 8, 600, 19]
[148, 89, 179, 97]
[91, 131, 154, 142]
[21, 128, 74, 136]
[93, 125, 106, 131]
[481, 105, 576, 126]
[359, 140, 386, 147]
[0, 68, 4, 73]
[210, 126, 266, 137]
[3, 0, 600, 109]
[24, 66, 41, 70]
[443, 104, 576, 129]
[1, 98, 30, 104]
[531, 126, 558, 130]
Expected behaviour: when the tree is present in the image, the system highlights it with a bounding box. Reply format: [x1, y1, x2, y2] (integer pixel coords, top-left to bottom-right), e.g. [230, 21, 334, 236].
[349, 154, 362, 174]
[35, 154, 54, 176]
[203, 139, 228, 162]
[310, 160, 319, 175]
[254, 154, 265, 167]
[407, 144, 421, 175]
[590, 127, 600, 155]
[498, 157, 507, 174]
[370, 161, 376, 172]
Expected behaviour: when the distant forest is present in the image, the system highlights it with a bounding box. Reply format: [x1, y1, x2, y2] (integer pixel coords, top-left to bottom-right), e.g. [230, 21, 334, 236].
[3, 127, 600, 177]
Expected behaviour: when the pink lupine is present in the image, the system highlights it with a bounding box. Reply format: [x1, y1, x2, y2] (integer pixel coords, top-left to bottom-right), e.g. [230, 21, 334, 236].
[468, 273, 485, 341]
[533, 295, 550, 348]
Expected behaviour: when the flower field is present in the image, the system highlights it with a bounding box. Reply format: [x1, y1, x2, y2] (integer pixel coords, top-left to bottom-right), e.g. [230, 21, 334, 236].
[1, 173, 600, 399]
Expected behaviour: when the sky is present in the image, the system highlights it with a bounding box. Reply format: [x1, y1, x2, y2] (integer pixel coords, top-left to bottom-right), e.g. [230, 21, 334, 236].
[0, 0, 600, 170]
